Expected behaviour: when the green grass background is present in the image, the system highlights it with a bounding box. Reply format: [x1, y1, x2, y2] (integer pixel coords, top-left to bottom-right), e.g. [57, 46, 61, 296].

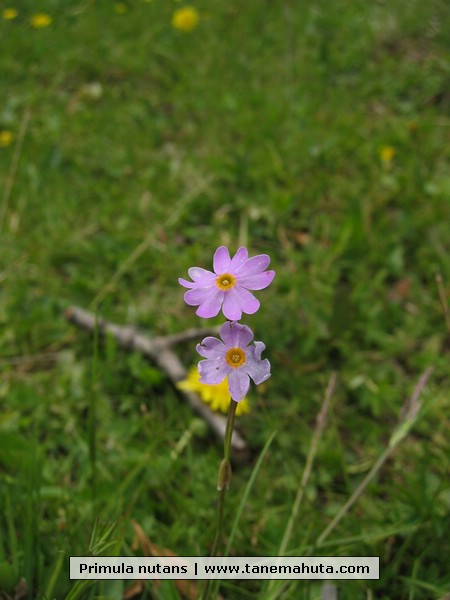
[1, 0, 449, 598]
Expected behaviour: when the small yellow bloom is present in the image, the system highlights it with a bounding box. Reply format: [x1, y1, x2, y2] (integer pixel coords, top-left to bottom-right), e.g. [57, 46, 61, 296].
[172, 6, 199, 32]
[31, 13, 52, 28]
[177, 367, 250, 415]
[0, 131, 14, 147]
[380, 145, 395, 163]
[114, 3, 127, 14]
[2, 8, 18, 20]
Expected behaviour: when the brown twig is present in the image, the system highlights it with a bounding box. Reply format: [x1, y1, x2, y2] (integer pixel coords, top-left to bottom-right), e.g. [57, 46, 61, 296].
[65, 306, 246, 451]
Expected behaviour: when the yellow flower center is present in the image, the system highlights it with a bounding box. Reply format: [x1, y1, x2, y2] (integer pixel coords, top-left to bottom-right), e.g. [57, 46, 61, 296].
[225, 347, 246, 368]
[215, 273, 236, 291]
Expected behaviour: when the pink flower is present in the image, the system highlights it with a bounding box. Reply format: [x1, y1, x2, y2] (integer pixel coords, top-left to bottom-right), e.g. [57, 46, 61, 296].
[179, 246, 275, 320]
[197, 322, 271, 402]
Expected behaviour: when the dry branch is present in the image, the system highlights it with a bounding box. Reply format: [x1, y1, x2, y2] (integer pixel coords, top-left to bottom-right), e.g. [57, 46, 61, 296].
[65, 306, 246, 451]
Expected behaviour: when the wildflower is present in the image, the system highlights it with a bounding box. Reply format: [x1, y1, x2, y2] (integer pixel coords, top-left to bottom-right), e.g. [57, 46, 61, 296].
[31, 13, 52, 28]
[179, 246, 275, 320]
[380, 145, 395, 163]
[172, 6, 199, 32]
[2, 8, 18, 20]
[0, 131, 13, 147]
[197, 322, 270, 402]
[177, 367, 250, 415]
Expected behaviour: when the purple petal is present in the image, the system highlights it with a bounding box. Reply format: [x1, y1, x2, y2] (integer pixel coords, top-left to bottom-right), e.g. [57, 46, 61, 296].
[222, 292, 243, 321]
[188, 267, 216, 283]
[196, 336, 225, 359]
[228, 369, 250, 402]
[245, 347, 271, 385]
[235, 254, 270, 276]
[237, 270, 275, 290]
[231, 286, 260, 315]
[229, 247, 248, 272]
[252, 340, 266, 360]
[179, 277, 197, 289]
[184, 287, 214, 306]
[198, 358, 230, 385]
[220, 321, 254, 348]
[179, 277, 215, 289]
[213, 246, 231, 274]
[196, 289, 224, 318]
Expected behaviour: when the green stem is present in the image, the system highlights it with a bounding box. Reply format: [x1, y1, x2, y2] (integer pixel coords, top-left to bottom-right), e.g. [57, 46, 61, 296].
[223, 399, 237, 463]
[278, 373, 336, 555]
[211, 399, 237, 555]
[315, 367, 433, 549]
[89, 314, 99, 507]
[209, 487, 226, 560]
[202, 400, 237, 600]
[315, 445, 393, 547]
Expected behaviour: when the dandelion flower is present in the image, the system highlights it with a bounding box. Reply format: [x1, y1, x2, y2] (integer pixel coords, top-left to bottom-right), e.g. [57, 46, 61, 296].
[0, 131, 13, 147]
[179, 246, 275, 320]
[197, 322, 270, 402]
[177, 367, 250, 415]
[2, 8, 18, 20]
[380, 145, 395, 163]
[172, 6, 199, 32]
[31, 13, 52, 28]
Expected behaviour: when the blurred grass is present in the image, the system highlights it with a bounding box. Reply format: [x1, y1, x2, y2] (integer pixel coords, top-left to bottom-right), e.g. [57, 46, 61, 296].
[0, 0, 449, 598]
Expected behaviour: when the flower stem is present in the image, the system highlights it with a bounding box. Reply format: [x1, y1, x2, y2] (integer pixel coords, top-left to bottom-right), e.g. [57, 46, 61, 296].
[224, 399, 237, 463]
[212, 399, 237, 554]
[202, 400, 237, 600]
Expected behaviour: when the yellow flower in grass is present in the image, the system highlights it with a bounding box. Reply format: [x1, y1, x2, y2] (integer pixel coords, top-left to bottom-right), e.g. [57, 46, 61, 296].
[2, 8, 18, 20]
[172, 6, 199, 32]
[0, 131, 14, 147]
[177, 367, 250, 415]
[31, 13, 52, 28]
[380, 145, 395, 164]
